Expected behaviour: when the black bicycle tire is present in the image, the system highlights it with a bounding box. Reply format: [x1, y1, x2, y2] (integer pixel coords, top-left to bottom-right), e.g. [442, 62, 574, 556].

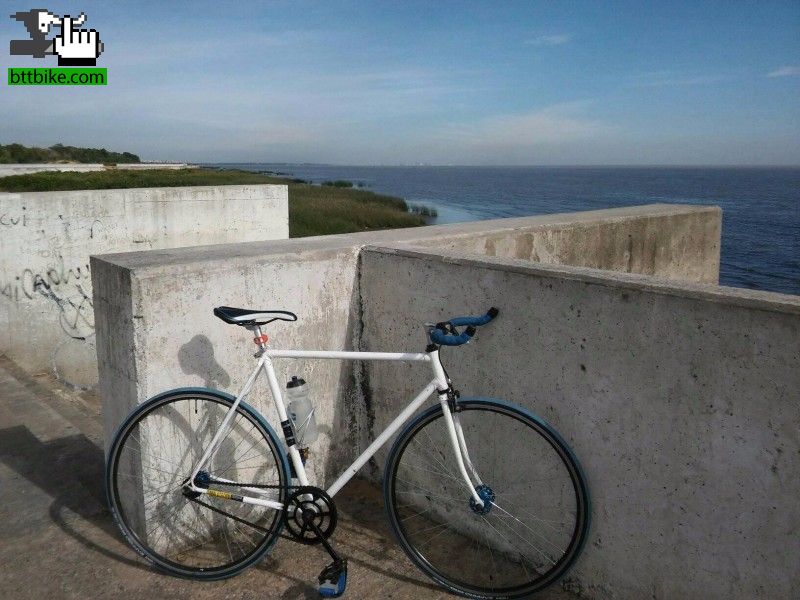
[383, 398, 591, 599]
[105, 388, 289, 580]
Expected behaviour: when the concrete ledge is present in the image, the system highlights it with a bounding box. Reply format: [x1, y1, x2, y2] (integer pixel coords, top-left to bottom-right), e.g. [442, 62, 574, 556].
[0, 163, 106, 177]
[114, 163, 192, 170]
[375, 244, 799, 315]
[91, 205, 720, 477]
[99, 204, 719, 278]
[0, 163, 193, 177]
[406, 204, 722, 284]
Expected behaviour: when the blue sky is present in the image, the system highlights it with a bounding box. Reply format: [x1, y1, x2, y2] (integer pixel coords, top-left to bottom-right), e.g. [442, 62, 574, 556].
[2, 1, 799, 164]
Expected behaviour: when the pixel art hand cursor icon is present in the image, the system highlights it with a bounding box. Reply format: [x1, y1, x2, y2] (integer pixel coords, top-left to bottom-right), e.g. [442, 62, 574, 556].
[53, 13, 103, 66]
[9, 10, 104, 64]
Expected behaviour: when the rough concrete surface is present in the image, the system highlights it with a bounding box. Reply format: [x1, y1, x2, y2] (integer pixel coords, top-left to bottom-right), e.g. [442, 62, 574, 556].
[91, 205, 719, 483]
[359, 246, 800, 600]
[90, 202, 795, 598]
[0, 184, 288, 388]
[0, 355, 577, 600]
[408, 204, 721, 284]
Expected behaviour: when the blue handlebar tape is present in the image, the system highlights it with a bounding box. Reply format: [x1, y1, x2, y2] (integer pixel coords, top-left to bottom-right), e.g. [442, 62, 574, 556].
[430, 328, 473, 346]
[450, 308, 498, 327]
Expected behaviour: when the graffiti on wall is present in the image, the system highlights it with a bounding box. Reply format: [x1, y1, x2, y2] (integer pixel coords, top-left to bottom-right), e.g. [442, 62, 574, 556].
[0, 257, 96, 389]
[34, 279, 95, 340]
[0, 206, 29, 228]
[0, 206, 107, 388]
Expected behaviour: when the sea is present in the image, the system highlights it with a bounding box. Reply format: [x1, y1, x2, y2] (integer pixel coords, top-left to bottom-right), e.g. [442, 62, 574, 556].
[212, 165, 799, 296]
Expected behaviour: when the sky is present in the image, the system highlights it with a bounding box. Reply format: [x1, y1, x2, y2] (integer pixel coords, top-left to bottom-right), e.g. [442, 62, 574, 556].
[1, 1, 799, 165]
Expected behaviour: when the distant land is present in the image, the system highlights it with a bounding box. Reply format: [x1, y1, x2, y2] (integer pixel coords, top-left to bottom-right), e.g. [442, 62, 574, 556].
[0, 143, 140, 164]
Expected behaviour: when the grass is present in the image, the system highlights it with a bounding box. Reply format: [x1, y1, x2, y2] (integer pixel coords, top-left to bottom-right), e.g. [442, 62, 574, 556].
[0, 168, 427, 237]
[408, 203, 439, 218]
[287, 179, 425, 237]
[0, 168, 274, 192]
[321, 179, 354, 188]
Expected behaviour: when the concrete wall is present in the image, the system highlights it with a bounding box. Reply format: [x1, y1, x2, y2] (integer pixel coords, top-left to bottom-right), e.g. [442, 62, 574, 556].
[359, 246, 800, 600]
[0, 184, 287, 388]
[410, 204, 721, 284]
[91, 205, 720, 487]
[114, 163, 192, 171]
[90, 203, 775, 598]
[0, 163, 191, 177]
[93, 237, 366, 488]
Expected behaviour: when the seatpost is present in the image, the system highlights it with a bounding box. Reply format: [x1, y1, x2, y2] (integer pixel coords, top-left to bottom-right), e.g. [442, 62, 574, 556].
[251, 324, 269, 356]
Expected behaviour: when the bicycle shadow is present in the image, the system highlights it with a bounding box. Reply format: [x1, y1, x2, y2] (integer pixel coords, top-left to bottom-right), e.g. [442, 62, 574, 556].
[0, 407, 441, 595]
[178, 334, 232, 389]
[0, 293, 446, 594]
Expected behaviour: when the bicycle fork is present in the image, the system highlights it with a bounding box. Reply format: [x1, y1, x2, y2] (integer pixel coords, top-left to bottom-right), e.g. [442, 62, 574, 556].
[430, 350, 486, 508]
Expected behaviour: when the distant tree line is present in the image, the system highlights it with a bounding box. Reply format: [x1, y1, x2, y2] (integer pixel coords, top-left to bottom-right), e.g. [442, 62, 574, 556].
[0, 143, 140, 164]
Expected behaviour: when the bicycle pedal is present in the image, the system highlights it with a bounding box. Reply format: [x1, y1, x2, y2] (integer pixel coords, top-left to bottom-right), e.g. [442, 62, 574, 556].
[317, 559, 347, 598]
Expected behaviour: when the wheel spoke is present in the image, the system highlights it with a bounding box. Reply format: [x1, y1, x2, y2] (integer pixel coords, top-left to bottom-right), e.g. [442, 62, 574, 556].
[387, 402, 589, 596]
[109, 395, 286, 576]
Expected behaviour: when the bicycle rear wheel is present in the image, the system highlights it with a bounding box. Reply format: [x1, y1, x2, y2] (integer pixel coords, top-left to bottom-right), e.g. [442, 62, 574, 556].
[384, 398, 590, 599]
[105, 389, 289, 579]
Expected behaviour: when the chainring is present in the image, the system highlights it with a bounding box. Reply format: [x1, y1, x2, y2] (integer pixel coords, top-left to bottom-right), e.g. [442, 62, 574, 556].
[285, 486, 338, 545]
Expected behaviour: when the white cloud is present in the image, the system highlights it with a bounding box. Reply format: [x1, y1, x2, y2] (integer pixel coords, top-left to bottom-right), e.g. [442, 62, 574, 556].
[524, 34, 571, 47]
[435, 102, 612, 148]
[767, 66, 800, 78]
[631, 71, 729, 87]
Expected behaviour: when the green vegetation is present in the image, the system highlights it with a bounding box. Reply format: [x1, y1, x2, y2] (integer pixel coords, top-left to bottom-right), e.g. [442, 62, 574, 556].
[322, 179, 354, 188]
[408, 204, 439, 218]
[0, 168, 274, 192]
[0, 167, 427, 237]
[0, 143, 140, 164]
[287, 179, 425, 237]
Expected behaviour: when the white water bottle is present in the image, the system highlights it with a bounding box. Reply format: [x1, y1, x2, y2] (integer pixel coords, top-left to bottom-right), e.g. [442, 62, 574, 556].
[286, 376, 319, 447]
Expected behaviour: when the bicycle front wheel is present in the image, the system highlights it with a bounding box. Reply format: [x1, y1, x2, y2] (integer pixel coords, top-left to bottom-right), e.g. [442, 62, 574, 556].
[384, 398, 590, 599]
[106, 389, 289, 579]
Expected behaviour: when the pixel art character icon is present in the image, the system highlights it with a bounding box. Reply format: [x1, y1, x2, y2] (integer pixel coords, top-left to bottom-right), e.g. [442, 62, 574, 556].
[10, 9, 104, 66]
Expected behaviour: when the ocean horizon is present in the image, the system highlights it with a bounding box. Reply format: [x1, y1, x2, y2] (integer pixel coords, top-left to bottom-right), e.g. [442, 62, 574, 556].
[210, 163, 800, 296]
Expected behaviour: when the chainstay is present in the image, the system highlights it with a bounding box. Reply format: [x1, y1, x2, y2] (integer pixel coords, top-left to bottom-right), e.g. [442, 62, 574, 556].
[206, 478, 307, 491]
[187, 496, 272, 534]
[187, 496, 321, 545]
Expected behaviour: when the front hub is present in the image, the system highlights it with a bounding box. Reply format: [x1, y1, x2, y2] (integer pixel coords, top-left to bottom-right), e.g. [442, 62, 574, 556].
[469, 484, 495, 515]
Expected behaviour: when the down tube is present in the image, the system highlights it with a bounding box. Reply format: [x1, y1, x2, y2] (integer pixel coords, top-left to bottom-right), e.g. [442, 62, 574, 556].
[326, 381, 438, 498]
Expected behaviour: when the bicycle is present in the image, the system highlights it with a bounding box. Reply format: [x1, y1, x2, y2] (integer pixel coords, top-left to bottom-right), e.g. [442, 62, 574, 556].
[105, 305, 590, 599]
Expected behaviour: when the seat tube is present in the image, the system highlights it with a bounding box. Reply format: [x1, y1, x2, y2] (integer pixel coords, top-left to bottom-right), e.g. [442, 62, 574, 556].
[262, 354, 309, 486]
[429, 348, 484, 505]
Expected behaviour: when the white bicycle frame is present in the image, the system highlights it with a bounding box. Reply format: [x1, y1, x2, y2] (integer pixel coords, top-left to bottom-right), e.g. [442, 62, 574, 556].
[186, 327, 486, 510]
